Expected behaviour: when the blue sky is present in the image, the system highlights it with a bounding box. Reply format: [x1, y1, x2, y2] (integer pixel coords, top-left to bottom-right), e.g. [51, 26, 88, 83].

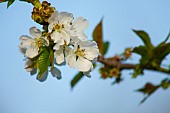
[0, 0, 170, 113]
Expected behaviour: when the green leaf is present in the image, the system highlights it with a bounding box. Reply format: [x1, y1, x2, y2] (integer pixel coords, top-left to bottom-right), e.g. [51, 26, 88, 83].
[7, 0, 14, 8]
[153, 42, 170, 65]
[161, 78, 170, 89]
[137, 78, 170, 104]
[71, 72, 84, 89]
[136, 83, 160, 104]
[36, 47, 50, 80]
[103, 41, 109, 55]
[133, 30, 153, 49]
[132, 65, 143, 78]
[133, 45, 147, 56]
[93, 18, 104, 55]
[158, 30, 170, 47]
[0, 0, 15, 8]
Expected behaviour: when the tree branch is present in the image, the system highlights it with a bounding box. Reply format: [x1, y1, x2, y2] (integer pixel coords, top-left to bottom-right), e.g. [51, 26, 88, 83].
[97, 56, 170, 75]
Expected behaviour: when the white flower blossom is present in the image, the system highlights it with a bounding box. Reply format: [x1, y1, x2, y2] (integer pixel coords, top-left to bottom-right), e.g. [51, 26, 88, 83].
[19, 27, 48, 58]
[70, 17, 88, 41]
[66, 40, 99, 73]
[48, 11, 73, 49]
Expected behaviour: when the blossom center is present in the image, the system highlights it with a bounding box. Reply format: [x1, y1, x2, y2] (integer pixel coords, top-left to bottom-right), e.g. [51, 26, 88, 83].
[30, 38, 43, 49]
[35, 38, 43, 47]
[75, 48, 85, 57]
[54, 23, 64, 33]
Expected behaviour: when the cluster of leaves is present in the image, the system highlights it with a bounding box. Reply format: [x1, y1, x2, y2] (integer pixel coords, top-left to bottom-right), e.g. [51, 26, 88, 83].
[132, 30, 170, 78]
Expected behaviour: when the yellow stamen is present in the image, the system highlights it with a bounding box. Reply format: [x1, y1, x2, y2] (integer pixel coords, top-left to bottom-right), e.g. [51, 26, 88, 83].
[75, 48, 85, 57]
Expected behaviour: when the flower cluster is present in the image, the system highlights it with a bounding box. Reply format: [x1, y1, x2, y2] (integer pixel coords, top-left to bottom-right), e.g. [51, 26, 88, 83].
[19, 10, 99, 81]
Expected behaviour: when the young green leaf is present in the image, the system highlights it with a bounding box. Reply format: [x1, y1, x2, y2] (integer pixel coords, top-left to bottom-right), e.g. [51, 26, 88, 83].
[133, 45, 147, 56]
[136, 83, 160, 104]
[161, 78, 170, 89]
[0, 0, 15, 8]
[7, 0, 14, 8]
[71, 72, 84, 89]
[157, 30, 170, 47]
[133, 30, 153, 49]
[36, 47, 50, 80]
[103, 41, 109, 55]
[153, 42, 170, 65]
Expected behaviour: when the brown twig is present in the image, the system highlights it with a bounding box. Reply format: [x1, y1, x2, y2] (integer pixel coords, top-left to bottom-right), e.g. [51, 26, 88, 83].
[97, 55, 170, 75]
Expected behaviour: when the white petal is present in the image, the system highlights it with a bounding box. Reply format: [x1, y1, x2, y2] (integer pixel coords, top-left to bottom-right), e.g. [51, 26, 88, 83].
[70, 30, 87, 40]
[29, 27, 42, 38]
[73, 17, 88, 31]
[58, 12, 73, 25]
[53, 39, 64, 50]
[20, 35, 34, 48]
[48, 23, 54, 32]
[51, 67, 62, 80]
[83, 64, 93, 78]
[77, 32, 87, 40]
[70, 36, 80, 45]
[51, 31, 62, 43]
[53, 43, 61, 50]
[79, 41, 97, 50]
[66, 54, 76, 69]
[25, 47, 39, 58]
[48, 11, 59, 24]
[92, 57, 98, 64]
[19, 45, 27, 55]
[83, 72, 91, 78]
[38, 70, 48, 82]
[60, 30, 70, 45]
[25, 60, 33, 72]
[41, 37, 49, 46]
[84, 48, 99, 60]
[30, 68, 37, 75]
[73, 42, 78, 52]
[64, 46, 73, 57]
[71, 17, 88, 40]
[55, 47, 65, 64]
[76, 57, 92, 72]
[54, 59, 66, 66]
